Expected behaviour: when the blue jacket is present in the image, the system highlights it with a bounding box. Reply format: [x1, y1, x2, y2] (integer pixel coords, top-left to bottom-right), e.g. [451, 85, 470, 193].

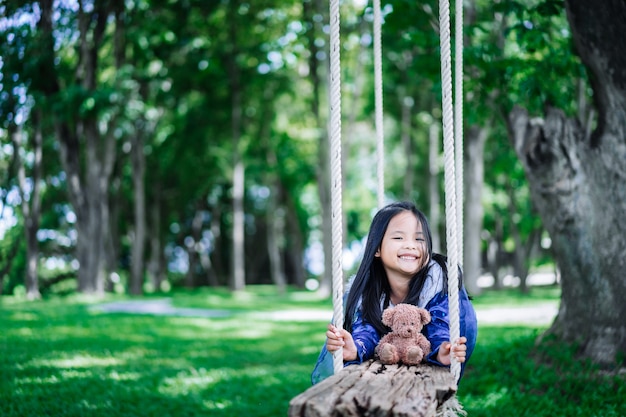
[311, 285, 477, 385]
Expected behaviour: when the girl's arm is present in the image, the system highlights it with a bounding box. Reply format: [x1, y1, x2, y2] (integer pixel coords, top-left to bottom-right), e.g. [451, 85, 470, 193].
[436, 336, 468, 364]
[423, 290, 477, 373]
[326, 312, 380, 365]
[423, 294, 453, 367]
[326, 323, 357, 361]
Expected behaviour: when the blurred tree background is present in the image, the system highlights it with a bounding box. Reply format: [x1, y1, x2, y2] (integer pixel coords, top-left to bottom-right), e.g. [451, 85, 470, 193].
[2, 0, 625, 366]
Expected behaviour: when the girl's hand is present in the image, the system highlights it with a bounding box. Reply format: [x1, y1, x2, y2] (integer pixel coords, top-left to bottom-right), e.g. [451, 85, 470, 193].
[436, 336, 468, 365]
[325, 323, 358, 362]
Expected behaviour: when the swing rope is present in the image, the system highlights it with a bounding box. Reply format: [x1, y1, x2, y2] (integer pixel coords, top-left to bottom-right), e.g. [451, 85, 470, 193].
[328, 0, 463, 381]
[454, 0, 464, 268]
[374, 0, 385, 209]
[329, 0, 344, 375]
[439, 0, 462, 381]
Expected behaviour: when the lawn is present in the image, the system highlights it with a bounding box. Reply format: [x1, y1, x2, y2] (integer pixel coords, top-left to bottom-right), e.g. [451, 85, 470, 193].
[0, 286, 623, 416]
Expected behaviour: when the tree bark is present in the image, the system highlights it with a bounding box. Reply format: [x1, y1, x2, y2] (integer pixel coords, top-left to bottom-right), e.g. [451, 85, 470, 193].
[265, 153, 287, 293]
[185, 206, 204, 288]
[463, 126, 487, 296]
[509, 104, 626, 364]
[304, 0, 333, 297]
[507, 0, 626, 365]
[486, 216, 504, 289]
[505, 182, 541, 294]
[40, 0, 118, 295]
[402, 96, 415, 202]
[267, 188, 287, 293]
[209, 201, 225, 285]
[130, 127, 146, 295]
[10, 114, 42, 300]
[285, 192, 307, 288]
[459, 0, 486, 297]
[147, 186, 167, 291]
[428, 121, 441, 253]
[228, 0, 246, 292]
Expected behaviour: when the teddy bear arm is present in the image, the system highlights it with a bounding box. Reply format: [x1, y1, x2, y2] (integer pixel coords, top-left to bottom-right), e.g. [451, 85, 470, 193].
[376, 334, 395, 355]
[417, 335, 431, 356]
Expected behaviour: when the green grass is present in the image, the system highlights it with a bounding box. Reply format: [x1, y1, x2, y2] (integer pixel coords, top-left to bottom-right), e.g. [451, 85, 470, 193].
[1, 285, 624, 416]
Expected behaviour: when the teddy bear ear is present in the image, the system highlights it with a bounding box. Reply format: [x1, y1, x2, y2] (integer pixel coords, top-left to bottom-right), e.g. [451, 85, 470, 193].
[420, 308, 431, 324]
[382, 306, 395, 326]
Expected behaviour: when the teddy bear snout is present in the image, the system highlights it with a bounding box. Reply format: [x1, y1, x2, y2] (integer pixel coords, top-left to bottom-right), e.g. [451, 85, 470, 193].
[401, 327, 414, 337]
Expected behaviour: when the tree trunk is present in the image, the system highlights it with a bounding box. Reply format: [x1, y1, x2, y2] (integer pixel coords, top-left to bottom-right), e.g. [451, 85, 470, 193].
[105, 181, 120, 292]
[186, 206, 204, 288]
[130, 128, 146, 295]
[0, 234, 22, 296]
[10, 112, 43, 300]
[317, 139, 333, 297]
[209, 201, 225, 285]
[463, 126, 487, 296]
[258, 80, 287, 293]
[147, 187, 167, 291]
[285, 193, 307, 288]
[265, 148, 287, 293]
[41, 0, 117, 295]
[459, 0, 486, 296]
[305, 0, 333, 297]
[508, 0, 626, 365]
[402, 95, 415, 201]
[267, 187, 287, 293]
[428, 121, 441, 253]
[506, 181, 541, 294]
[228, 0, 246, 292]
[486, 216, 504, 289]
[509, 104, 626, 364]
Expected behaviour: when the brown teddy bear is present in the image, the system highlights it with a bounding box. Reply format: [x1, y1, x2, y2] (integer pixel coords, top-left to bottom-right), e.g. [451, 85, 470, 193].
[375, 303, 432, 365]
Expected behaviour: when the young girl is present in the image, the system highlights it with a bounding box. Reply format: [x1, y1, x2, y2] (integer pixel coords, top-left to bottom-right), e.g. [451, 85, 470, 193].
[312, 201, 477, 384]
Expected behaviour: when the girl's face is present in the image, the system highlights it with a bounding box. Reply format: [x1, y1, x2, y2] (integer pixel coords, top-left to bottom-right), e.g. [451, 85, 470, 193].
[375, 211, 429, 280]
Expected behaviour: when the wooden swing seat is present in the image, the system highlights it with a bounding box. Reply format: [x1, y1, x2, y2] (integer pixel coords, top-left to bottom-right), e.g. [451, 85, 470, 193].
[288, 360, 459, 417]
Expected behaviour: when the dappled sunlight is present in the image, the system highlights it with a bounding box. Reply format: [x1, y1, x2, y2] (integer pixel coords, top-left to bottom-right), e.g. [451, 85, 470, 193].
[159, 367, 224, 396]
[466, 387, 510, 410]
[7, 312, 40, 321]
[230, 321, 275, 339]
[76, 398, 111, 412]
[13, 327, 34, 336]
[203, 398, 233, 412]
[43, 324, 164, 344]
[27, 355, 123, 369]
[15, 368, 141, 387]
[5, 288, 621, 417]
[158, 364, 282, 396]
[14, 374, 64, 386]
[301, 344, 323, 356]
[156, 363, 298, 416]
[105, 370, 142, 382]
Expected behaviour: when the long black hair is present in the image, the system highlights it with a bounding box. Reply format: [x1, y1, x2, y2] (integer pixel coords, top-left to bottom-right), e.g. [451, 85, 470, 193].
[343, 201, 462, 336]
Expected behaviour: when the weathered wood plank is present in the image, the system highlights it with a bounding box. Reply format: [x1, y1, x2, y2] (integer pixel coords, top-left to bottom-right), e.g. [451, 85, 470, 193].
[289, 360, 458, 417]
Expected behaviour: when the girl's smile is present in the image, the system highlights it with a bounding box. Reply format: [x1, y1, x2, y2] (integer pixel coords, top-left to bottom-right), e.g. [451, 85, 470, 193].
[375, 211, 429, 279]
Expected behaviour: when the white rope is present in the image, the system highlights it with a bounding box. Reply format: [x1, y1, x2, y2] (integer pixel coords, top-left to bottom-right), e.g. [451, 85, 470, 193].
[439, 0, 461, 381]
[454, 0, 464, 267]
[373, 0, 384, 209]
[329, 0, 344, 375]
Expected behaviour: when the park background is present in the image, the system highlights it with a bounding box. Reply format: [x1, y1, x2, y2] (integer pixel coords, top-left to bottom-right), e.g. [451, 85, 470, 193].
[1, 0, 625, 415]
